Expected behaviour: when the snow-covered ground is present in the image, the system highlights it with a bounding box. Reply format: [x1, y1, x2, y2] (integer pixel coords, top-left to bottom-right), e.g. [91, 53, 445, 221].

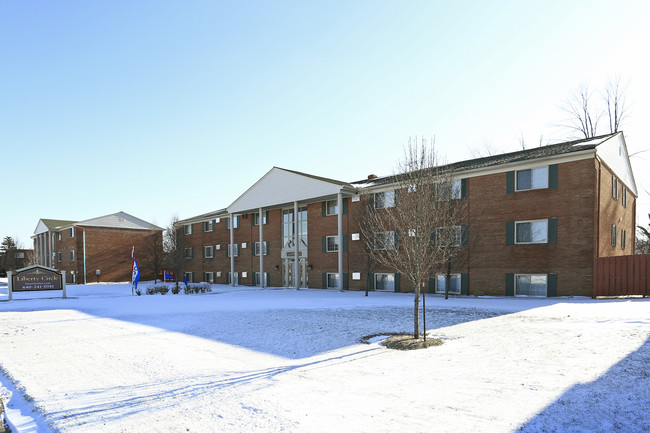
[0, 279, 649, 433]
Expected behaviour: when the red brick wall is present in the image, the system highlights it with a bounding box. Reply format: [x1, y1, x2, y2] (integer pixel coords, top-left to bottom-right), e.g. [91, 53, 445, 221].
[596, 161, 636, 257]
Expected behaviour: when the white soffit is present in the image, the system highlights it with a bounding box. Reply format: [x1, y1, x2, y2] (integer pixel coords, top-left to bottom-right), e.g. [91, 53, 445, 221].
[596, 132, 638, 195]
[228, 167, 351, 214]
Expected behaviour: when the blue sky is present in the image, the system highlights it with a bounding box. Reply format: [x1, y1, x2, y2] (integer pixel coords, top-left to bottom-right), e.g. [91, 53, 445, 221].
[2, 0, 649, 246]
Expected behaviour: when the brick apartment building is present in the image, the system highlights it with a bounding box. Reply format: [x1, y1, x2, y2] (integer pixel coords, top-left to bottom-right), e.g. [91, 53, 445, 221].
[33, 211, 163, 283]
[177, 132, 636, 297]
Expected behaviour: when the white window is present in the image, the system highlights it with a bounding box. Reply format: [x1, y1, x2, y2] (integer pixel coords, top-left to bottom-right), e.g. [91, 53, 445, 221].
[439, 180, 462, 200]
[203, 272, 214, 283]
[57, 232, 62, 241]
[436, 274, 461, 294]
[253, 212, 268, 225]
[434, 226, 463, 247]
[326, 273, 340, 289]
[225, 216, 240, 229]
[70, 227, 75, 238]
[325, 200, 338, 216]
[203, 220, 214, 232]
[515, 220, 548, 244]
[70, 250, 75, 261]
[375, 191, 396, 209]
[184, 272, 194, 284]
[516, 167, 548, 191]
[184, 224, 193, 235]
[255, 272, 270, 286]
[612, 175, 619, 199]
[326, 236, 339, 252]
[515, 274, 547, 297]
[227, 272, 239, 285]
[227, 244, 240, 257]
[374, 231, 396, 250]
[184, 247, 193, 259]
[57, 252, 62, 262]
[375, 273, 395, 291]
[203, 245, 214, 258]
[622, 187, 627, 207]
[254, 242, 269, 256]
[611, 224, 617, 247]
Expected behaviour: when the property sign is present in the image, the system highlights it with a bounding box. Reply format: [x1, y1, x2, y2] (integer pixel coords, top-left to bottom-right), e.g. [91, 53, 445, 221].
[12, 266, 62, 291]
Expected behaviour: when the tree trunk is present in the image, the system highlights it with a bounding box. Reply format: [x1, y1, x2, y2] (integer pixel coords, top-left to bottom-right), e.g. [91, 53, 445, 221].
[413, 282, 420, 339]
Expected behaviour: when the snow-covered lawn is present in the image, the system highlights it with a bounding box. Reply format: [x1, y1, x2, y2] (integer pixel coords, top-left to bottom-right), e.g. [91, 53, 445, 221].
[0, 280, 649, 433]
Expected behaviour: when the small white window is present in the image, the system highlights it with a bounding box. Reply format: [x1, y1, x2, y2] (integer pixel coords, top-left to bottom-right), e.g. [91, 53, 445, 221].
[611, 224, 617, 247]
[612, 176, 619, 199]
[69, 250, 75, 261]
[184, 272, 194, 284]
[351, 233, 360, 241]
[374, 231, 396, 250]
[326, 273, 340, 289]
[515, 220, 548, 244]
[375, 191, 396, 209]
[325, 200, 338, 216]
[57, 232, 62, 241]
[254, 242, 269, 256]
[436, 274, 461, 294]
[184, 224, 193, 235]
[515, 274, 547, 297]
[622, 187, 627, 207]
[352, 272, 361, 280]
[70, 227, 75, 238]
[621, 229, 627, 250]
[203, 245, 214, 259]
[516, 167, 548, 191]
[326, 236, 339, 252]
[375, 273, 395, 291]
[57, 252, 62, 262]
[203, 272, 214, 283]
[253, 212, 268, 225]
[203, 220, 214, 232]
[184, 247, 193, 259]
[227, 244, 240, 257]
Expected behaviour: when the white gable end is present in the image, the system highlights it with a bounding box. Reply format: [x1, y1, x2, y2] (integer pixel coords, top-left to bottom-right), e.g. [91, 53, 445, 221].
[34, 220, 50, 235]
[79, 212, 162, 231]
[596, 133, 638, 195]
[228, 168, 354, 214]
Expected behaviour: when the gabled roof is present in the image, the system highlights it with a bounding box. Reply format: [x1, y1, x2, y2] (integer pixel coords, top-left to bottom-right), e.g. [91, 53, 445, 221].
[77, 211, 163, 231]
[227, 167, 357, 214]
[34, 219, 77, 235]
[352, 133, 617, 188]
[177, 209, 228, 225]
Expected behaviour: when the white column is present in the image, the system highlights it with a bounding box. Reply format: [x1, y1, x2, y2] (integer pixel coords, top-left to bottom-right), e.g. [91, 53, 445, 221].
[294, 201, 299, 289]
[230, 214, 235, 286]
[7, 271, 13, 301]
[61, 271, 67, 298]
[259, 208, 264, 288]
[337, 193, 344, 292]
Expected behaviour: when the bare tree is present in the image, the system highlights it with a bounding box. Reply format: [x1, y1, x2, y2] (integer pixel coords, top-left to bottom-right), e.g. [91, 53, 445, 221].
[560, 82, 602, 138]
[163, 215, 186, 289]
[605, 76, 628, 134]
[141, 229, 164, 283]
[359, 140, 467, 339]
[637, 213, 650, 254]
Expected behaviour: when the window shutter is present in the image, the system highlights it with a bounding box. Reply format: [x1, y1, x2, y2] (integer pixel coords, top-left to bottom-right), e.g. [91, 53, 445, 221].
[343, 234, 348, 252]
[343, 198, 348, 214]
[225, 218, 229, 230]
[394, 231, 400, 248]
[461, 178, 468, 199]
[505, 273, 514, 296]
[265, 241, 270, 256]
[549, 164, 558, 190]
[506, 221, 514, 245]
[462, 225, 469, 246]
[506, 171, 515, 194]
[394, 189, 400, 207]
[461, 273, 469, 295]
[394, 273, 401, 292]
[322, 236, 327, 252]
[368, 273, 375, 291]
[322, 202, 327, 217]
[548, 218, 558, 243]
[343, 273, 348, 289]
[322, 273, 327, 289]
[547, 273, 557, 297]
[236, 244, 240, 257]
[428, 276, 435, 294]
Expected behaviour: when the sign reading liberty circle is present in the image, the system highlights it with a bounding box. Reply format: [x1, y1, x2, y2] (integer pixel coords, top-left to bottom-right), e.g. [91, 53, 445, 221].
[12, 266, 62, 292]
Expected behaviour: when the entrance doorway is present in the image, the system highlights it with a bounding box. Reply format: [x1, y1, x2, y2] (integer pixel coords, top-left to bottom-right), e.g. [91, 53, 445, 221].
[282, 258, 308, 288]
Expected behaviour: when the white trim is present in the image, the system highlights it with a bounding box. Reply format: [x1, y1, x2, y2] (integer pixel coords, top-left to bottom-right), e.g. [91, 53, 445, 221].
[514, 274, 548, 297]
[514, 219, 549, 244]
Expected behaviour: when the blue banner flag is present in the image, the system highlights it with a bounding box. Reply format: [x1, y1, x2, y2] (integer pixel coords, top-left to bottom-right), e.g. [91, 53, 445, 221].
[132, 258, 141, 289]
[184, 274, 188, 287]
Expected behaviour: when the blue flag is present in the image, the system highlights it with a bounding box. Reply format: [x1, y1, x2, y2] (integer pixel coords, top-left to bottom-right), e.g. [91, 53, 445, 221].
[132, 258, 141, 289]
[184, 274, 188, 287]
[164, 271, 174, 280]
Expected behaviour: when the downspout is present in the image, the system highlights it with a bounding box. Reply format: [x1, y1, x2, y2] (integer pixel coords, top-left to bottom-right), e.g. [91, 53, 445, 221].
[595, 158, 602, 298]
[337, 193, 343, 292]
[82, 228, 87, 285]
